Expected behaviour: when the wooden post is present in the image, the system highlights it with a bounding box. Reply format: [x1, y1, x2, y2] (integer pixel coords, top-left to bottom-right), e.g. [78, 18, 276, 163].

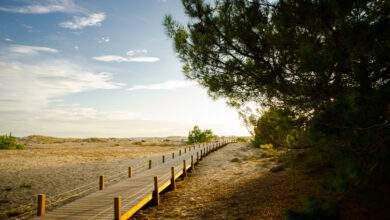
[171, 167, 176, 190]
[191, 155, 194, 171]
[162, 155, 165, 163]
[149, 160, 152, 169]
[99, 175, 105, 190]
[114, 196, 121, 220]
[37, 194, 45, 216]
[185, 148, 187, 153]
[172, 152, 175, 159]
[182, 160, 187, 179]
[152, 176, 159, 206]
[128, 167, 132, 178]
[179, 149, 181, 156]
[196, 152, 199, 163]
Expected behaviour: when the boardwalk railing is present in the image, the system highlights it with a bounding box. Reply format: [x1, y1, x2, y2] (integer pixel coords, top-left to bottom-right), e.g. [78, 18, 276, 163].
[29, 139, 234, 220]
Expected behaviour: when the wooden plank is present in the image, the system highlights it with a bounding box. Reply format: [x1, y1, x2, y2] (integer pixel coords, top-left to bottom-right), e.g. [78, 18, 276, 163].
[158, 179, 171, 193]
[121, 193, 152, 220]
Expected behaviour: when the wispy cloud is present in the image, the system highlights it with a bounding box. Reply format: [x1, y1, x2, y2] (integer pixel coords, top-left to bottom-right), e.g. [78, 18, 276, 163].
[0, 0, 81, 14]
[4, 38, 12, 42]
[93, 49, 160, 63]
[0, 1, 105, 30]
[127, 57, 160, 62]
[9, 44, 58, 55]
[59, 12, 106, 29]
[93, 55, 128, 62]
[0, 59, 123, 112]
[127, 50, 148, 56]
[35, 106, 139, 122]
[0, 48, 130, 136]
[93, 55, 160, 63]
[98, 36, 110, 43]
[127, 80, 195, 91]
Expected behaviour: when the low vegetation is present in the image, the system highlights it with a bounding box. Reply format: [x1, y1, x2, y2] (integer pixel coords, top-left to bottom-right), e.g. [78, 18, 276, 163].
[187, 126, 215, 144]
[250, 106, 388, 218]
[0, 133, 24, 150]
[235, 137, 249, 143]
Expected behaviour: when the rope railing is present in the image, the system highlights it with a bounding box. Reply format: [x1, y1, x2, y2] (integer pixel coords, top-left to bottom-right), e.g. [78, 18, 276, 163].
[47, 144, 187, 192]
[90, 171, 173, 219]
[17, 142, 211, 219]
[21, 139, 234, 219]
[14, 143, 197, 218]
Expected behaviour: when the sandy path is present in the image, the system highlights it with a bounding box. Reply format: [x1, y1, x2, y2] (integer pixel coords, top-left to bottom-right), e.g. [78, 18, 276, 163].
[135, 143, 316, 219]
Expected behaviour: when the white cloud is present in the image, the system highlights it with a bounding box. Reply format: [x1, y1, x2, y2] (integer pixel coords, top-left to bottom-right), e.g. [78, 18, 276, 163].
[0, 56, 142, 137]
[0, 59, 123, 112]
[9, 44, 58, 55]
[4, 38, 12, 42]
[128, 56, 160, 62]
[0, 0, 81, 14]
[22, 24, 33, 30]
[0, 1, 106, 30]
[93, 55, 128, 62]
[126, 49, 147, 56]
[98, 36, 110, 43]
[60, 12, 106, 29]
[127, 80, 196, 91]
[34, 106, 139, 122]
[93, 49, 160, 63]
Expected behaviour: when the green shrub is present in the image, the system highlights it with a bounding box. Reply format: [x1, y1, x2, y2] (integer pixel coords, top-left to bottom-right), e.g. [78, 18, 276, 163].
[0, 133, 25, 150]
[236, 137, 248, 142]
[284, 196, 339, 220]
[187, 126, 215, 144]
[285, 129, 311, 149]
[259, 143, 283, 158]
[251, 107, 308, 149]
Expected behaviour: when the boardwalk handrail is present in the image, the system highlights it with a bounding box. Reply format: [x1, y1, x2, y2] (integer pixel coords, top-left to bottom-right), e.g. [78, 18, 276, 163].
[119, 140, 234, 220]
[17, 142, 203, 218]
[29, 138, 235, 219]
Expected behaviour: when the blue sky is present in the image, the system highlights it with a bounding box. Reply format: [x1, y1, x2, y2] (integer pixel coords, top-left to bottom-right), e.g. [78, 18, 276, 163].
[0, 0, 248, 137]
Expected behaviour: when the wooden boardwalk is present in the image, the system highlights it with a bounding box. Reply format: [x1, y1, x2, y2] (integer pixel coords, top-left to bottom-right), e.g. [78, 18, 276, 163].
[31, 141, 229, 220]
